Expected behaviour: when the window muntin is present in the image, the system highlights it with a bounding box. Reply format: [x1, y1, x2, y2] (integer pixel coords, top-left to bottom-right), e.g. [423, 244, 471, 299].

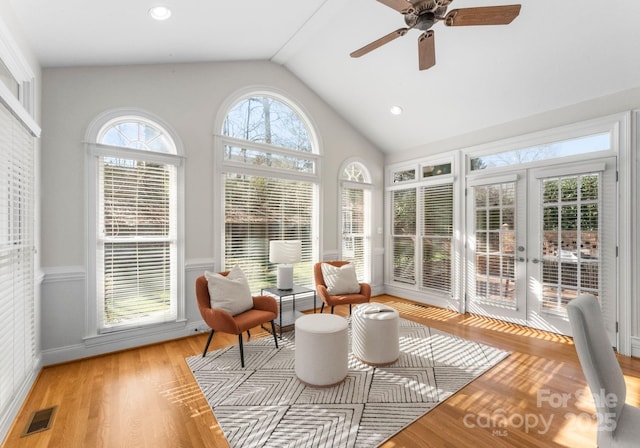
[470, 132, 610, 171]
[473, 182, 517, 307]
[93, 115, 179, 332]
[220, 93, 319, 289]
[541, 174, 600, 314]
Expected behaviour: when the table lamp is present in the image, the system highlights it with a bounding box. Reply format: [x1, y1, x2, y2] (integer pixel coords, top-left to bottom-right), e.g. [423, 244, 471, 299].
[269, 240, 301, 290]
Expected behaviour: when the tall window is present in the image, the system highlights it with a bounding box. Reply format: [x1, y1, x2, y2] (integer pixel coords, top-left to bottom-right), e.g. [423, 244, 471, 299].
[0, 102, 36, 424]
[389, 164, 454, 293]
[219, 94, 319, 291]
[340, 162, 371, 281]
[88, 114, 182, 333]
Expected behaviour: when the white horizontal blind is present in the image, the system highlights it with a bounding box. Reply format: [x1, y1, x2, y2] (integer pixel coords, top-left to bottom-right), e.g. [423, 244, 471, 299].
[97, 157, 177, 331]
[224, 173, 314, 291]
[341, 187, 365, 280]
[0, 102, 36, 419]
[391, 188, 416, 284]
[421, 184, 453, 292]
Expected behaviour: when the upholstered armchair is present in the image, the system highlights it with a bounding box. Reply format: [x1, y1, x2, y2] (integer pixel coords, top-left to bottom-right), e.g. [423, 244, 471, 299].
[567, 294, 640, 447]
[313, 261, 371, 314]
[196, 273, 278, 367]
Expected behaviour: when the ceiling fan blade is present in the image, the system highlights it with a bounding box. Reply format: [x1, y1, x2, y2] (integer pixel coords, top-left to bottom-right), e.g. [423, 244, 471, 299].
[418, 30, 435, 71]
[445, 5, 521, 26]
[376, 0, 414, 14]
[350, 28, 409, 58]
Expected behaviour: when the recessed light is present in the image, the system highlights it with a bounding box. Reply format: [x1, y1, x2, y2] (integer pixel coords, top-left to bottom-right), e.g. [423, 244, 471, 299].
[390, 105, 403, 115]
[149, 6, 172, 21]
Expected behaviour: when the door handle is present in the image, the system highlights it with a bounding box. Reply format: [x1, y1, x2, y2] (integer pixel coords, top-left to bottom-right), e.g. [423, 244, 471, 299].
[518, 257, 526, 262]
[531, 258, 541, 264]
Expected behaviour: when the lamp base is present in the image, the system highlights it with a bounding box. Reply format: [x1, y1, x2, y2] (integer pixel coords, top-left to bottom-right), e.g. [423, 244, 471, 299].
[276, 265, 294, 290]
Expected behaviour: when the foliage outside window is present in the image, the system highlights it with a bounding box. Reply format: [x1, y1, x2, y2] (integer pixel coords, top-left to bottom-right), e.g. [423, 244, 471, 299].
[94, 117, 179, 331]
[422, 163, 452, 178]
[221, 94, 318, 290]
[541, 174, 600, 313]
[392, 168, 416, 183]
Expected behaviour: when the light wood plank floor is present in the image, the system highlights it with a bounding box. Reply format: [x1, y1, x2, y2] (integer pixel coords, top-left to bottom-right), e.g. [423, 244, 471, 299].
[3, 295, 640, 447]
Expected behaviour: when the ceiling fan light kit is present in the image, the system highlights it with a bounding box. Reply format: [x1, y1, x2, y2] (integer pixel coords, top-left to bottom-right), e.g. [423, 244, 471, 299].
[351, 0, 521, 71]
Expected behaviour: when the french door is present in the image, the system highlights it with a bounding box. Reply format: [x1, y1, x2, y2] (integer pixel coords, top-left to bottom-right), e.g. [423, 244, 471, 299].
[466, 158, 617, 345]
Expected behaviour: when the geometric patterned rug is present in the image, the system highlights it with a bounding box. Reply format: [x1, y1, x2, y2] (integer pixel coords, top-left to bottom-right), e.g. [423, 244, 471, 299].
[186, 317, 509, 448]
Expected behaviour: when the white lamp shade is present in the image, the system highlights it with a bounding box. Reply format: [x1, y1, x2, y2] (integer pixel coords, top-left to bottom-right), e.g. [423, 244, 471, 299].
[269, 240, 302, 264]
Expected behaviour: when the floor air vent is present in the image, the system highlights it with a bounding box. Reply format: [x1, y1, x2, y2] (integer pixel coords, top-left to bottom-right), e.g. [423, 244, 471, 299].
[21, 406, 57, 437]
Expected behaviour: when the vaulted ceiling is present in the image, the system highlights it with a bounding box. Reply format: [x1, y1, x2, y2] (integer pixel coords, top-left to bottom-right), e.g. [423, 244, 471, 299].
[10, 0, 640, 153]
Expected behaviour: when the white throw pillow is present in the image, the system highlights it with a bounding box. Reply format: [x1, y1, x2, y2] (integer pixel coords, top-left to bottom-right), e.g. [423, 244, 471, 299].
[204, 265, 253, 316]
[321, 263, 361, 295]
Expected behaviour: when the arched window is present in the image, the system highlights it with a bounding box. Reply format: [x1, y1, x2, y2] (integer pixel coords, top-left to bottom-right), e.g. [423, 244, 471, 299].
[217, 92, 319, 291]
[87, 111, 183, 333]
[340, 161, 372, 282]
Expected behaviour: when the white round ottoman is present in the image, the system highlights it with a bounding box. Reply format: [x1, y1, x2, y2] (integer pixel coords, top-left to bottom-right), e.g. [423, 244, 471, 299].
[295, 314, 348, 387]
[352, 303, 400, 366]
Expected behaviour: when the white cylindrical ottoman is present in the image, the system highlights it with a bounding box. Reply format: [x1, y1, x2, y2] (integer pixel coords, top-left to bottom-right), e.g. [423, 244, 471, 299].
[352, 303, 400, 366]
[295, 314, 348, 387]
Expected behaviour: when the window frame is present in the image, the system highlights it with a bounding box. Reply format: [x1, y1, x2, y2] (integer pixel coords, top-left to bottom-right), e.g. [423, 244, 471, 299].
[385, 155, 458, 302]
[339, 160, 373, 283]
[85, 109, 185, 337]
[213, 89, 321, 290]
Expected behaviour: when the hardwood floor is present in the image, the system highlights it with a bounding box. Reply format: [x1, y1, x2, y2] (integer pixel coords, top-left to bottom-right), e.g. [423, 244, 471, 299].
[3, 295, 640, 447]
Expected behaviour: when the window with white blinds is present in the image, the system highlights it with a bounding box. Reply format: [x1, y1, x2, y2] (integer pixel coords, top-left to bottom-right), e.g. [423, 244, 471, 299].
[220, 93, 319, 290]
[421, 184, 453, 292]
[91, 116, 181, 332]
[391, 188, 416, 284]
[390, 182, 454, 292]
[224, 173, 314, 291]
[0, 102, 36, 421]
[340, 162, 371, 282]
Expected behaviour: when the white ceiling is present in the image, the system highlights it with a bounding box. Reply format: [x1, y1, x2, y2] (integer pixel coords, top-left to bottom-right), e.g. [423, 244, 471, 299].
[9, 0, 640, 153]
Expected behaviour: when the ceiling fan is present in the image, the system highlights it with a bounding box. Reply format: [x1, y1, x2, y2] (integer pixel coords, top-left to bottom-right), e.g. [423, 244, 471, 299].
[350, 0, 521, 70]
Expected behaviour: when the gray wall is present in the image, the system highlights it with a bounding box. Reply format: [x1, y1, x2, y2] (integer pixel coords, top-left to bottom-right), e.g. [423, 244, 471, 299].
[40, 61, 385, 364]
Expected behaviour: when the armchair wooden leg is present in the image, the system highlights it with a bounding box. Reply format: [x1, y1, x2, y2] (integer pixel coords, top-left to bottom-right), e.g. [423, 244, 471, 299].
[331, 306, 334, 314]
[247, 329, 251, 339]
[320, 303, 325, 314]
[349, 304, 352, 315]
[202, 329, 215, 358]
[270, 320, 279, 349]
[238, 334, 245, 368]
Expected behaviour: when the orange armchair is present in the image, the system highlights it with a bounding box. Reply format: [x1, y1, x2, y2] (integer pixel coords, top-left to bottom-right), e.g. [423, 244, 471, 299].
[314, 261, 371, 314]
[196, 273, 278, 367]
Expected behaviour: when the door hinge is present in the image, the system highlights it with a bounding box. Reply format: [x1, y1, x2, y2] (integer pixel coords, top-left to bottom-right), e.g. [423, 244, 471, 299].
[616, 321, 619, 333]
[616, 246, 619, 257]
[616, 171, 619, 182]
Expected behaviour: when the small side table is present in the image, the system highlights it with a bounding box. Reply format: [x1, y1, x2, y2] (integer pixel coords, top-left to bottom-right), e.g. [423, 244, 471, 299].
[261, 285, 316, 337]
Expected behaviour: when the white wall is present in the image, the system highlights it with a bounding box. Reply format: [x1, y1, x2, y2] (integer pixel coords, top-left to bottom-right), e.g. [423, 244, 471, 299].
[40, 61, 385, 364]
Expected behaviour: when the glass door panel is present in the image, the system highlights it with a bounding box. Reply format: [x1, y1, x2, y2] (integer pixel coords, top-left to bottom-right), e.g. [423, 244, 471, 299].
[467, 174, 527, 323]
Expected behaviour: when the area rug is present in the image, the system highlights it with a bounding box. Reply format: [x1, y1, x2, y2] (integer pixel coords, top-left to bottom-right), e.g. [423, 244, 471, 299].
[186, 316, 508, 448]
